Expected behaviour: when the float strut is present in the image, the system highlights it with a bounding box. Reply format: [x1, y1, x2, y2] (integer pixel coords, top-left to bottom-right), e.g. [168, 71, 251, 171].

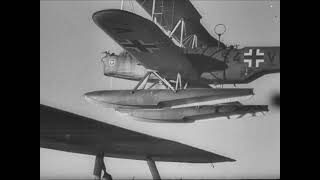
[132, 71, 176, 93]
[131, 71, 152, 93]
[151, 71, 176, 92]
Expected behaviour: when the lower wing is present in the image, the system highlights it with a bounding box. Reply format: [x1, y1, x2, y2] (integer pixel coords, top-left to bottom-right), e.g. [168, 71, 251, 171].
[40, 104, 235, 163]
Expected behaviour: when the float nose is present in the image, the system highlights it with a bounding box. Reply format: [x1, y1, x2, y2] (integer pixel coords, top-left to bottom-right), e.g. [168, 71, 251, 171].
[83, 91, 102, 104]
[83, 91, 118, 107]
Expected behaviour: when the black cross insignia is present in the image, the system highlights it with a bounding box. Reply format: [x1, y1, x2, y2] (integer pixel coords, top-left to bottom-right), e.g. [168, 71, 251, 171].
[243, 49, 265, 68]
[120, 40, 159, 53]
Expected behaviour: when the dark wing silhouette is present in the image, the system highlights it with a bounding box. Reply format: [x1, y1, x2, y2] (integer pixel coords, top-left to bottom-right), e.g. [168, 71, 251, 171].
[40, 104, 235, 163]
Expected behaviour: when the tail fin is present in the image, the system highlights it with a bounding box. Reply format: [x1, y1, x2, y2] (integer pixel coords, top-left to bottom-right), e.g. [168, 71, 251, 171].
[240, 46, 280, 83]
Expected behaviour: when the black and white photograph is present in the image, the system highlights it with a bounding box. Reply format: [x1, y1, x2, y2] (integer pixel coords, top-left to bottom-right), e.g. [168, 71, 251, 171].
[40, 0, 280, 179]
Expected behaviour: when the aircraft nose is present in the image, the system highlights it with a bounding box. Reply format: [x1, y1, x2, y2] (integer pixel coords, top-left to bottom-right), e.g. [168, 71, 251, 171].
[101, 55, 118, 75]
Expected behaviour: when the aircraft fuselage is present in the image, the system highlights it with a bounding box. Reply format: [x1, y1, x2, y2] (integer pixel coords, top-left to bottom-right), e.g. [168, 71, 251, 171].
[102, 46, 280, 85]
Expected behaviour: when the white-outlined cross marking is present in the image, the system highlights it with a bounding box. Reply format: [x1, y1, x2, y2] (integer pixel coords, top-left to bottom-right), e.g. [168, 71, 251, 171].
[243, 49, 265, 68]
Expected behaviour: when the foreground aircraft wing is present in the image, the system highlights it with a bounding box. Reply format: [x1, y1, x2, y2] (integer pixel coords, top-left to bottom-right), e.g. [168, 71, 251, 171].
[92, 9, 199, 81]
[135, 0, 226, 48]
[40, 104, 235, 163]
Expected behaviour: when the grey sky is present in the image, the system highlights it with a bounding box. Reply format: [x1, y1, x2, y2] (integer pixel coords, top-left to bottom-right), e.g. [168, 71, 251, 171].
[40, 0, 280, 179]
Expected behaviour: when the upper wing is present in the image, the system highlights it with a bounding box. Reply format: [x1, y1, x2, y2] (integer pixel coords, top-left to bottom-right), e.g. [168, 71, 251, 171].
[40, 104, 235, 163]
[93, 9, 199, 81]
[135, 0, 226, 48]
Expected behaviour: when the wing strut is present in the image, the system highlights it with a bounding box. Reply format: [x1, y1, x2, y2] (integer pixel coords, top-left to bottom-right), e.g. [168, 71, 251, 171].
[120, 0, 124, 10]
[168, 18, 198, 49]
[93, 153, 112, 180]
[147, 157, 161, 180]
[169, 18, 185, 47]
[151, 0, 156, 20]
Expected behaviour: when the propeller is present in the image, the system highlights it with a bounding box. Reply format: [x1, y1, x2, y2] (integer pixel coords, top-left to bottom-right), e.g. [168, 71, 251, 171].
[102, 50, 110, 55]
[101, 51, 110, 63]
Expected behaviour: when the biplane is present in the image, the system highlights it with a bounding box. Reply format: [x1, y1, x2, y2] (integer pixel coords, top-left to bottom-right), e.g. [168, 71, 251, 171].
[40, 1, 278, 179]
[98, 0, 280, 86]
[85, 0, 274, 122]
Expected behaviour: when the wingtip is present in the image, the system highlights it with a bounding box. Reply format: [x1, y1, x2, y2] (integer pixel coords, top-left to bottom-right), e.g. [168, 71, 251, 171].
[92, 9, 136, 21]
[92, 9, 114, 22]
[221, 155, 236, 162]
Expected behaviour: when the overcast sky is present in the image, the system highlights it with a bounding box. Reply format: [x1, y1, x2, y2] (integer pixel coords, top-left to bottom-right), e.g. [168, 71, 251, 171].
[40, 0, 280, 179]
